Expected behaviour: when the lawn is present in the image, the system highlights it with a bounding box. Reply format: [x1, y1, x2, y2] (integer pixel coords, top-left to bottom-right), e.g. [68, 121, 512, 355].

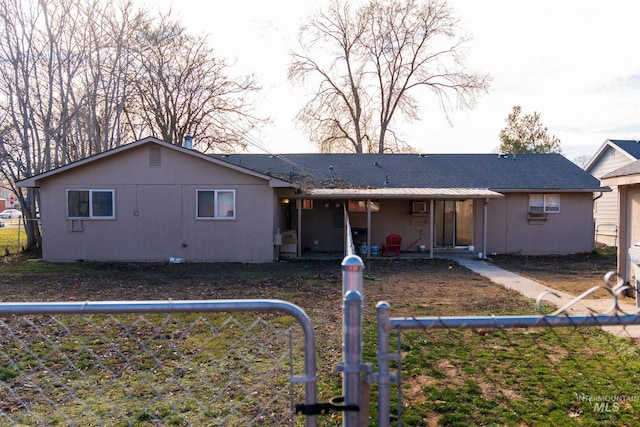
[0, 252, 637, 426]
[0, 225, 27, 256]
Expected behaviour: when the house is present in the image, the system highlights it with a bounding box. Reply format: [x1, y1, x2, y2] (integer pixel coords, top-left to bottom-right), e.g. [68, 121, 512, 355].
[16, 137, 606, 263]
[584, 139, 640, 247]
[600, 160, 640, 286]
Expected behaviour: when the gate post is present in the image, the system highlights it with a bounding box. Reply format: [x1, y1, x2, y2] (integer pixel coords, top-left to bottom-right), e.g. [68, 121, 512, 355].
[342, 254, 364, 426]
[376, 301, 392, 427]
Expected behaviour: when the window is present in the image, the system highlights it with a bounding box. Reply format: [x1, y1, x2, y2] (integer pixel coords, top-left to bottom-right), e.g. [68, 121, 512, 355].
[529, 194, 560, 213]
[67, 190, 115, 218]
[197, 189, 235, 219]
[301, 199, 313, 209]
[411, 201, 428, 214]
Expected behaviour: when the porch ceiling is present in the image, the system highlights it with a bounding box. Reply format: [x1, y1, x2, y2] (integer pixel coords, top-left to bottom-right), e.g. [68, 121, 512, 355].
[304, 187, 504, 199]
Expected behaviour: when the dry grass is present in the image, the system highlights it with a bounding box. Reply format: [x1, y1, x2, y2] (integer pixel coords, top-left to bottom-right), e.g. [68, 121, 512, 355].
[0, 252, 636, 426]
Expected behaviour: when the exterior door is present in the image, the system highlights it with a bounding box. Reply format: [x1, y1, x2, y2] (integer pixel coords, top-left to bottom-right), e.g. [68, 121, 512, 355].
[434, 200, 473, 248]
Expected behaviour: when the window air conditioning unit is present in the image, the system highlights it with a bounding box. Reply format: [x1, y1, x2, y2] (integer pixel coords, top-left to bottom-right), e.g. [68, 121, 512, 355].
[411, 201, 427, 214]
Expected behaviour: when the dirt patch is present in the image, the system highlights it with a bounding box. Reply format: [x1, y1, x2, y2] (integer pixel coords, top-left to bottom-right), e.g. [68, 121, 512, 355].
[0, 253, 633, 425]
[488, 252, 624, 299]
[0, 253, 623, 315]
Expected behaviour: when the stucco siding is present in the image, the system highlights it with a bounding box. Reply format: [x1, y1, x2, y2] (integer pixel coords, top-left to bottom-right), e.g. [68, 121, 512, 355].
[485, 193, 594, 255]
[39, 144, 275, 262]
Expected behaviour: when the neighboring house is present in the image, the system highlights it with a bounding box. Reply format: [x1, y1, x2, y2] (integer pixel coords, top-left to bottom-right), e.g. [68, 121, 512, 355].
[585, 139, 640, 247]
[16, 137, 606, 263]
[600, 160, 640, 285]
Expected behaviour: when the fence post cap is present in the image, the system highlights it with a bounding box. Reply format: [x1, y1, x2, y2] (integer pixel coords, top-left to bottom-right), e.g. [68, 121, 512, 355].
[341, 254, 364, 270]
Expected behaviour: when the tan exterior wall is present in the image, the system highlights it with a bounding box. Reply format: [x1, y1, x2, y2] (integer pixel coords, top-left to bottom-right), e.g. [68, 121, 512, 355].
[288, 194, 594, 256]
[39, 144, 276, 262]
[348, 199, 431, 252]
[485, 192, 595, 255]
[34, 142, 597, 262]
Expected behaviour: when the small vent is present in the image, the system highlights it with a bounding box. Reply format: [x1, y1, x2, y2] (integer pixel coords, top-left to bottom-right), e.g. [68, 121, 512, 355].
[149, 146, 161, 166]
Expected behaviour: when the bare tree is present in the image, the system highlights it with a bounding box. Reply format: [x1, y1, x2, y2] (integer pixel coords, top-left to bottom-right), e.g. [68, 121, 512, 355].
[0, 0, 149, 251]
[73, 0, 149, 157]
[290, 0, 490, 153]
[289, 1, 370, 153]
[0, 0, 60, 251]
[0, 0, 263, 252]
[131, 14, 262, 152]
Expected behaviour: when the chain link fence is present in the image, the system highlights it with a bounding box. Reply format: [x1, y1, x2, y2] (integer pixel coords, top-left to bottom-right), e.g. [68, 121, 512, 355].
[374, 282, 640, 426]
[1, 207, 639, 426]
[0, 218, 29, 255]
[0, 300, 317, 426]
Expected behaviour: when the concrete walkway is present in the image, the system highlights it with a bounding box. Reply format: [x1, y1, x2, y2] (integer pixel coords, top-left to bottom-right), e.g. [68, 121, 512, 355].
[450, 255, 640, 339]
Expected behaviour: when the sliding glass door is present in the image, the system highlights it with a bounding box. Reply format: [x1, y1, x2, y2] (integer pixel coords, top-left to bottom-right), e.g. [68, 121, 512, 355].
[434, 200, 473, 248]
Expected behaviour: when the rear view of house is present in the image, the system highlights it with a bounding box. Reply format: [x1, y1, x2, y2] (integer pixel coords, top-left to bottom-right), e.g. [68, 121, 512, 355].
[17, 137, 606, 263]
[16, 137, 290, 262]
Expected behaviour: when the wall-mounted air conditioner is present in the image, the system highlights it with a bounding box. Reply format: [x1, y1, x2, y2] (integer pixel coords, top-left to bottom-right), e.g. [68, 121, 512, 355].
[411, 201, 427, 214]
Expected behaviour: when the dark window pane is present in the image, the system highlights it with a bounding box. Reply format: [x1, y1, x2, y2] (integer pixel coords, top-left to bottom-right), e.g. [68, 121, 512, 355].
[198, 191, 215, 217]
[92, 191, 113, 217]
[68, 190, 89, 217]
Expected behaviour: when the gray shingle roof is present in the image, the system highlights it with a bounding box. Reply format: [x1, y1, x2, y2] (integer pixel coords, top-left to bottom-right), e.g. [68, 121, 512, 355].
[608, 140, 640, 159]
[601, 159, 640, 179]
[212, 153, 603, 191]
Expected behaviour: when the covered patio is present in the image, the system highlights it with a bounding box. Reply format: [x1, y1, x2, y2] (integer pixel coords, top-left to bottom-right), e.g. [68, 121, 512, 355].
[277, 188, 503, 260]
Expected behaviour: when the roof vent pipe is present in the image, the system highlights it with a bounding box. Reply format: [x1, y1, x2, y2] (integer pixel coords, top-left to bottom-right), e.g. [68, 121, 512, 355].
[184, 135, 193, 149]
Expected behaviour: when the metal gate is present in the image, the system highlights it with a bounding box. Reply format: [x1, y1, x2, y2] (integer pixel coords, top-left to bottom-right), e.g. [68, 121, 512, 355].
[0, 300, 319, 426]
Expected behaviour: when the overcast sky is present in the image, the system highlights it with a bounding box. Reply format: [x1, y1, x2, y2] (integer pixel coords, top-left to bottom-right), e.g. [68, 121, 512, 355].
[146, 0, 640, 162]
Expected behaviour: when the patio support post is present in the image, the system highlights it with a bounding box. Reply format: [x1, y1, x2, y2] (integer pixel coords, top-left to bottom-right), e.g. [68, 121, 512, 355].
[367, 199, 372, 257]
[483, 198, 488, 259]
[429, 199, 435, 258]
[297, 199, 302, 258]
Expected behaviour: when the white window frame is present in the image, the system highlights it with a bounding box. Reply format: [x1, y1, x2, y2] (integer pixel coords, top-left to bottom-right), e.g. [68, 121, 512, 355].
[529, 194, 560, 213]
[196, 189, 236, 220]
[67, 189, 115, 219]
